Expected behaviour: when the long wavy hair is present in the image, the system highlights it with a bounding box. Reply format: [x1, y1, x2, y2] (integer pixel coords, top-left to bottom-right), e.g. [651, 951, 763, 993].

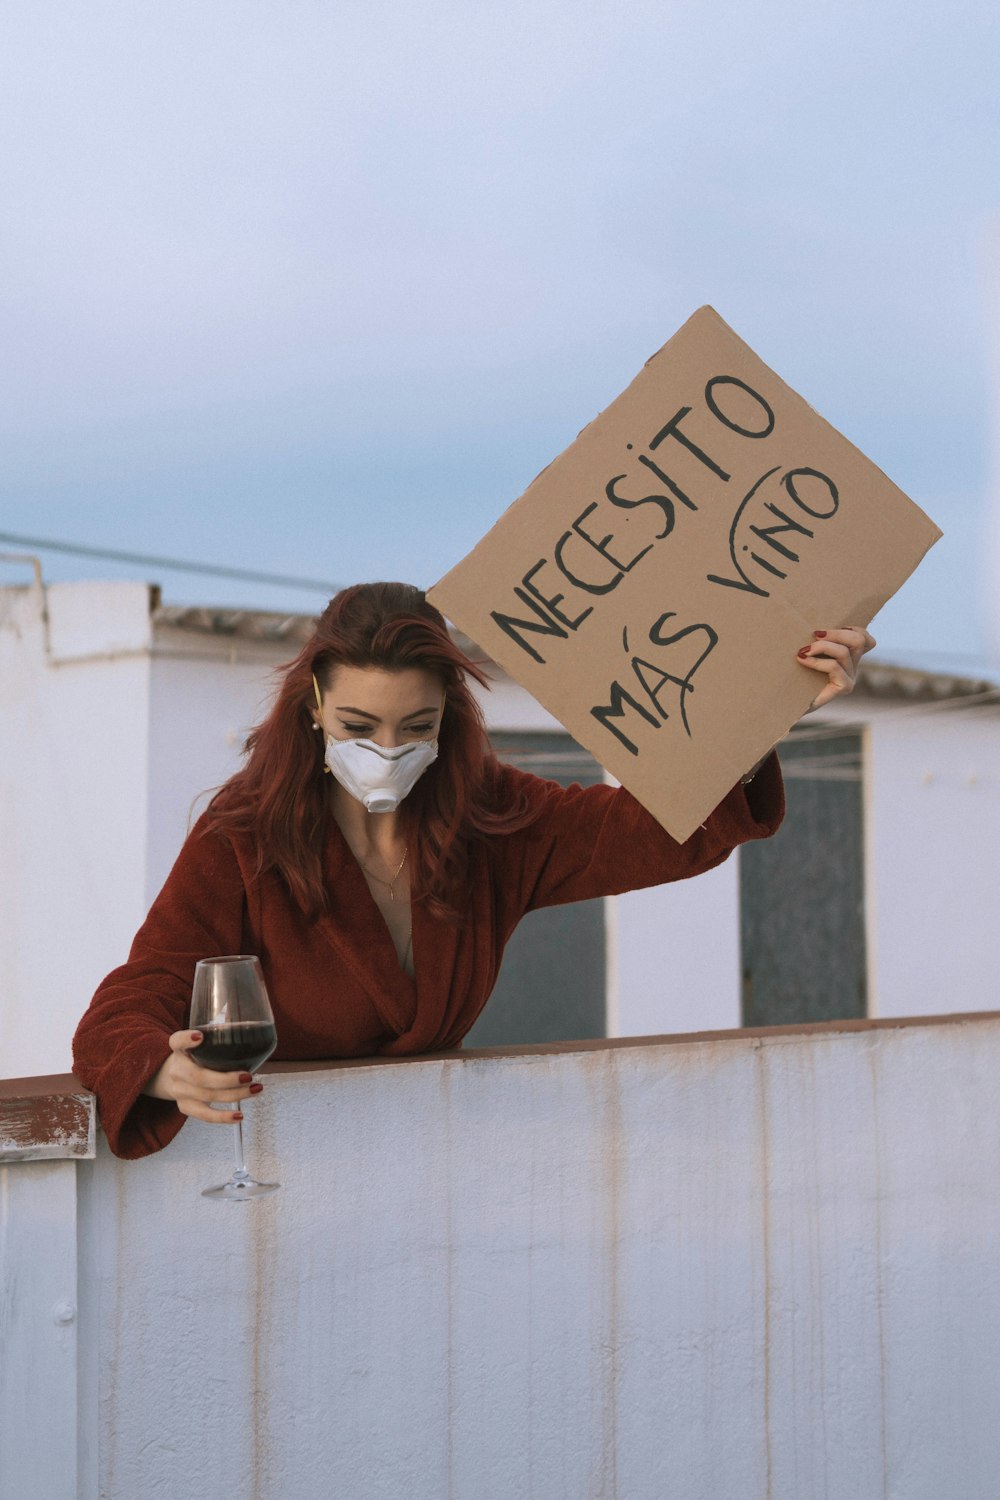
[205, 582, 534, 919]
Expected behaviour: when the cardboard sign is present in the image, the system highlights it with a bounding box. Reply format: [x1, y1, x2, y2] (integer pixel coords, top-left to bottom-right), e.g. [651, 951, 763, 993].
[428, 307, 942, 841]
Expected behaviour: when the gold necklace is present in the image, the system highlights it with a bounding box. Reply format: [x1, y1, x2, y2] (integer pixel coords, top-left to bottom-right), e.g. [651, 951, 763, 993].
[357, 845, 408, 901]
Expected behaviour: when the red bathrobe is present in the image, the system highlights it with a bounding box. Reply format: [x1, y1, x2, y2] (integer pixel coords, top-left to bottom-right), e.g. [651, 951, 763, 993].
[72, 755, 784, 1159]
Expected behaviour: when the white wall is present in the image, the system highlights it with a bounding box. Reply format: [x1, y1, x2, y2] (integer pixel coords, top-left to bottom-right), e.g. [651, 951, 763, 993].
[0, 588, 303, 1075]
[610, 857, 742, 1035]
[146, 634, 281, 902]
[864, 701, 1000, 1016]
[0, 582, 152, 1077]
[7, 1017, 1000, 1500]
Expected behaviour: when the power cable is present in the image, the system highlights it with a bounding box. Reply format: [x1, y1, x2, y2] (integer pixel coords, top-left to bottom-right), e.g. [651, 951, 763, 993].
[0, 529, 339, 594]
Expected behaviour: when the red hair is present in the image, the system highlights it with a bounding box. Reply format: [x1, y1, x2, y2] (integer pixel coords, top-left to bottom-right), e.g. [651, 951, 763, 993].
[205, 582, 534, 919]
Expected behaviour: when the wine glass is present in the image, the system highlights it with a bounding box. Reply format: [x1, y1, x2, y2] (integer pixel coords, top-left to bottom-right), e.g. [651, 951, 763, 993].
[189, 955, 279, 1200]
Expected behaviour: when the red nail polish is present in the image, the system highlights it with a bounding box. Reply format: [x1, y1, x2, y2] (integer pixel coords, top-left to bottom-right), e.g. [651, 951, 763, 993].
[233, 1112, 244, 1122]
[191, 1033, 203, 1042]
[797, 647, 810, 658]
[813, 630, 827, 638]
[249, 1083, 263, 1094]
[239, 1073, 253, 1083]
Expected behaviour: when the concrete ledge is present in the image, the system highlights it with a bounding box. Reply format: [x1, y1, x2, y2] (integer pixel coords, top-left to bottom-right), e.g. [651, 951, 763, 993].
[3, 1005, 999, 1101]
[3, 1009, 997, 1161]
[264, 1006, 1000, 1075]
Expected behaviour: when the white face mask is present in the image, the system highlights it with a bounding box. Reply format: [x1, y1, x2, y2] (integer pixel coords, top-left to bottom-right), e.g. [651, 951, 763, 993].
[323, 735, 438, 814]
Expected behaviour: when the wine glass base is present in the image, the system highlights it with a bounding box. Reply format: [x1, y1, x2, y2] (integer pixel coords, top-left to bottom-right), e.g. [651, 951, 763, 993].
[201, 1178, 280, 1200]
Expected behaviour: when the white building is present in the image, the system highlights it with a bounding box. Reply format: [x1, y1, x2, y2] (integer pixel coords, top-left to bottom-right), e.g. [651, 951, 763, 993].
[2, 575, 999, 1078]
[4, 574, 1000, 1500]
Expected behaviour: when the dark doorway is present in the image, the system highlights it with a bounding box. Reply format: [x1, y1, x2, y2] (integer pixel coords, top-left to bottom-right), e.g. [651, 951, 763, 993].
[740, 726, 867, 1027]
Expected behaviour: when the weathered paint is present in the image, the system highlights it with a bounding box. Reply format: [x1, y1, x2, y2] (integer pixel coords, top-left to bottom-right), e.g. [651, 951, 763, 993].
[0, 1080, 95, 1161]
[0, 1017, 987, 1499]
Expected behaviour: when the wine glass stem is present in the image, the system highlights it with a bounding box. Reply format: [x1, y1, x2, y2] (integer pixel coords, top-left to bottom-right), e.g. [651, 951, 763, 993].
[231, 1116, 250, 1181]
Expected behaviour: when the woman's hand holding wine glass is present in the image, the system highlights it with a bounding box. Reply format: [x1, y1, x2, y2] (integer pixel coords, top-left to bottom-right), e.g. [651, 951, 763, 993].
[145, 1028, 264, 1123]
[145, 955, 279, 1199]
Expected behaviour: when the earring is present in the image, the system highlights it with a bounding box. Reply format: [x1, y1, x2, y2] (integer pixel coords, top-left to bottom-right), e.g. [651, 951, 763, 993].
[311, 721, 321, 731]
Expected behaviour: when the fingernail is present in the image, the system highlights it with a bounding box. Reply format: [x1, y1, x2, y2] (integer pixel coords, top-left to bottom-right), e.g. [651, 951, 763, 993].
[239, 1073, 253, 1083]
[249, 1083, 264, 1094]
[813, 630, 828, 639]
[191, 1033, 203, 1042]
[797, 647, 810, 658]
[233, 1112, 244, 1121]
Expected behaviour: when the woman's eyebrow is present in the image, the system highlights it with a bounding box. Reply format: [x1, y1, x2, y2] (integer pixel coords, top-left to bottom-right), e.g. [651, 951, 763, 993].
[334, 704, 439, 719]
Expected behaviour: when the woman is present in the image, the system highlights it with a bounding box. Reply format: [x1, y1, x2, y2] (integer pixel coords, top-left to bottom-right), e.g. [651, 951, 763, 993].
[72, 582, 874, 1159]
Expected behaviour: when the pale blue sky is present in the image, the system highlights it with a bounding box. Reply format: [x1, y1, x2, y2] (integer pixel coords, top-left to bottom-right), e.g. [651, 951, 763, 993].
[1, 1, 998, 670]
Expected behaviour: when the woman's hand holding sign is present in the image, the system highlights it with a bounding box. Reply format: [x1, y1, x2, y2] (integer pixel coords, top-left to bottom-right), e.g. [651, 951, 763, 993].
[797, 626, 876, 709]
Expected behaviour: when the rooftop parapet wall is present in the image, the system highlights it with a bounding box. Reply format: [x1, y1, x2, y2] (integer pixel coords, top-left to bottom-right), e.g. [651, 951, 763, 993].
[3, 1015, 1000, 1499]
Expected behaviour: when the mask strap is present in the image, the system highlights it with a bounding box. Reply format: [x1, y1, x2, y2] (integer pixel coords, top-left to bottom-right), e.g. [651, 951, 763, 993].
[312, 673, 333, 771]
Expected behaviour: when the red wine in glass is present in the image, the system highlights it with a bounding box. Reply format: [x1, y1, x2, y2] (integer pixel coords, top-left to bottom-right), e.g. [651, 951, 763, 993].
[190, 1022, 278, 1075]
[189, 956, 279, 1200]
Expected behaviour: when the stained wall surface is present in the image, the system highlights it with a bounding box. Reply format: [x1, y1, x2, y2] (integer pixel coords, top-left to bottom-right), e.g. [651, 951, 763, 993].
[48, 1017, 1000, 1500]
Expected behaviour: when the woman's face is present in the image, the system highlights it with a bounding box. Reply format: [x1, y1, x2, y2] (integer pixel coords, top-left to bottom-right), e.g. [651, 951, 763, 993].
[314, 665, 445, 749]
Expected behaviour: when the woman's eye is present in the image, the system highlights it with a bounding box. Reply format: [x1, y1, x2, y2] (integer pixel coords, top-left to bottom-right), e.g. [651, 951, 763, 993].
[342, 723, 373, 734]
[406, 723, 434, 736]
